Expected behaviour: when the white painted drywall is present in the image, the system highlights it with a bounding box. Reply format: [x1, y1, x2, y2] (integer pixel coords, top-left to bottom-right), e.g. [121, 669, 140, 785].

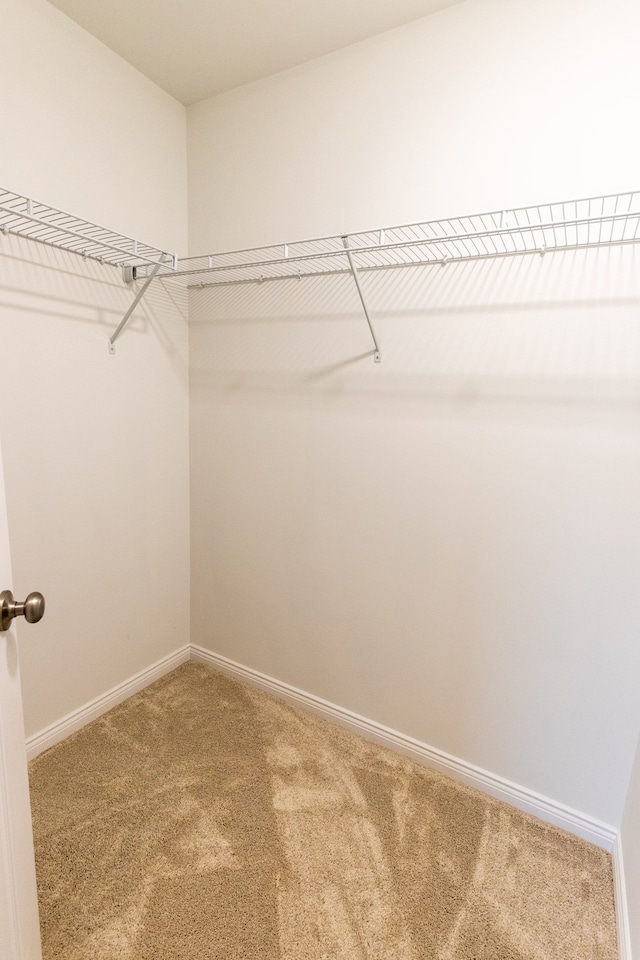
[0, 0, 190, 736]
[188, 0, 640, 828]
[622, 735, 640, 957]
[0, 0, 187, 253]
[188, 0, 640, 253]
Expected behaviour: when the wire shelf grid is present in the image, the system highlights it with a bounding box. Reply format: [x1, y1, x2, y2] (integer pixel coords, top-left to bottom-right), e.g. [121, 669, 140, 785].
[0, 187, 175, 269]
[155, 191, 640, 289]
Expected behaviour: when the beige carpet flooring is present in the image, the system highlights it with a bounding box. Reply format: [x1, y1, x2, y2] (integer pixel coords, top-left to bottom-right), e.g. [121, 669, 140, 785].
[29, 661, 617, 959]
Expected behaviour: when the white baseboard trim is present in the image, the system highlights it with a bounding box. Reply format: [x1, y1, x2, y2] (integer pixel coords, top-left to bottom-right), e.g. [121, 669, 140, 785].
[26, 645, 191, 761]
[191, 645, 618, 853]
[613, 831, 633, 960]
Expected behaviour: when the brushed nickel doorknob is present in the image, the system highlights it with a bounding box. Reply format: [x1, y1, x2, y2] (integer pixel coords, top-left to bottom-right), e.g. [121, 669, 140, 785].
[0, 590, 45, 632]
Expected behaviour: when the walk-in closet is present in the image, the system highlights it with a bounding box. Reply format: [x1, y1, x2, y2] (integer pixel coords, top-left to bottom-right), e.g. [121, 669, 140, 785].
[1, 0, 639, 958]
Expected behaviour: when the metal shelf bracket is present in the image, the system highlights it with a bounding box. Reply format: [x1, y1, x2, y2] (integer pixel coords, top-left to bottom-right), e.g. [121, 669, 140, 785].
[108, 262, 163, 354]
[341, 235, 381, 363]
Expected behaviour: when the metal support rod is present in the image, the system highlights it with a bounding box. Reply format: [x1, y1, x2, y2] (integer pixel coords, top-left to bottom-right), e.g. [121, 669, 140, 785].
[108, 262, 162, 354]
[341, 236, 381, 362]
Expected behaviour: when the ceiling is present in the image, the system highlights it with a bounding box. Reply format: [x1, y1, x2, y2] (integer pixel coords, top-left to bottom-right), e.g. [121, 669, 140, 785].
[45, 0, 466, 105]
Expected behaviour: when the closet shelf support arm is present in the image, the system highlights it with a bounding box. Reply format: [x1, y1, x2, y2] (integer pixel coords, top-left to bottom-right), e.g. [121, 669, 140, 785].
[108, 262, 162, 354]
[342, 236, 381, 363]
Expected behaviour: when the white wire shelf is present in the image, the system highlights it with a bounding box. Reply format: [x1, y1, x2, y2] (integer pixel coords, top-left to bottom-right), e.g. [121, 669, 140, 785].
[0, 187, 176, 269]
[3, 186, 638, 358]
[153, 191, 640, 289]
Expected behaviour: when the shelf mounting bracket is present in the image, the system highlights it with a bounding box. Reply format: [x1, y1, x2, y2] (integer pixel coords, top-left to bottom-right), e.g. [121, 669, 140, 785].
[108, 262, 162, 354]
[342, 236, 381, 362]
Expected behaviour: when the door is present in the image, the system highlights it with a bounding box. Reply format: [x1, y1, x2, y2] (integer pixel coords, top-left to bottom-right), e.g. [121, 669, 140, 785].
[0, 441, 42, 960]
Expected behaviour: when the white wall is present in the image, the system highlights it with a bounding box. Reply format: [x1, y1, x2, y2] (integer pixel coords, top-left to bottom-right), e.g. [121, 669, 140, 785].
[3, 0, 637, 844]
[0, 0, 190, 736]
[622, 735, 640, 956]
[188, 0, 640, 829]
[188, 0, 640, 252]
[0, 0, 187, 253]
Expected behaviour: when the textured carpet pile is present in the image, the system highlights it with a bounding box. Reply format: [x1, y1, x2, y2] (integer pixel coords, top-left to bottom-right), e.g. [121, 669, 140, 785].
[28, 662, 617, 959]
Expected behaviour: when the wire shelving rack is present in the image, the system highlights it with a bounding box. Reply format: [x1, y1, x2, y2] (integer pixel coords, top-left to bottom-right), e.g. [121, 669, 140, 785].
[3, 186, 639, 357]
[0, 187, 175, 271]
[148, 190, 640, 362]
[153, 191, 640, 288]
[0, 186, 178, 352]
